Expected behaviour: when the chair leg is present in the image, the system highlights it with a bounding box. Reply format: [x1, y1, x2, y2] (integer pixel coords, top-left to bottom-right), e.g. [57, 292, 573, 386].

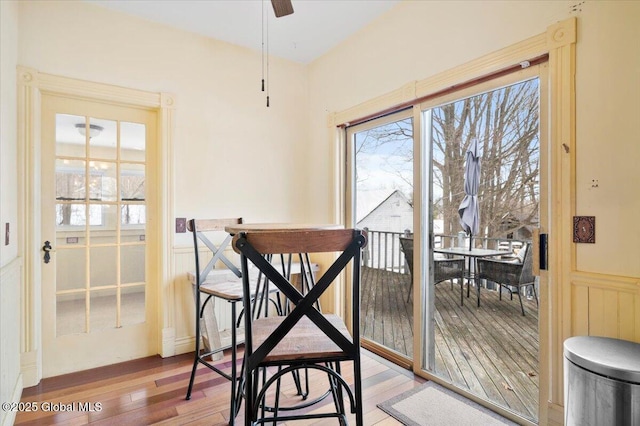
[272, 367, 283, 426]
[326, 362, 346, 418]
[353, 355, 364, 426]
[517, 290, 526, 316]
[185, 350, 199, 400]
[186, 292, 205, 400]
[229, 301, 238, 425]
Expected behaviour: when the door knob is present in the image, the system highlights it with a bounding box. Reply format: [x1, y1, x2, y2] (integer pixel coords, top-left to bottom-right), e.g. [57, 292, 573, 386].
[43, 240, 52, 264]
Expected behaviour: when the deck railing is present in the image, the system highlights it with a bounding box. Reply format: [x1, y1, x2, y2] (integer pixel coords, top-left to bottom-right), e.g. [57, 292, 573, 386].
[361, 227, 529, 272]
[361, 229, 408, 273]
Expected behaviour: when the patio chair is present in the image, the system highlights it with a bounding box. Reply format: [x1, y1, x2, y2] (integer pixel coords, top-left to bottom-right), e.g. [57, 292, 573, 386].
[399, 236, 466, 305]
[476, 242, 538, 316]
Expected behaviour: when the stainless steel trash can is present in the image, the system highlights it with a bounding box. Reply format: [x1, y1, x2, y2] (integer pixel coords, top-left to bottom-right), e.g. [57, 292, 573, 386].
[564, 336, 640, 426]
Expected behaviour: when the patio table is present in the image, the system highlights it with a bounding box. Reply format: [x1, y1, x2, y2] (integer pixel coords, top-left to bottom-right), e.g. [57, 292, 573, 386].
[434, 247, 505, 306]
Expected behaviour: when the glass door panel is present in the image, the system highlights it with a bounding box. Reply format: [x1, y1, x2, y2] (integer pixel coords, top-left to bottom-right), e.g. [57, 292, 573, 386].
[422, 77, 540, 422]
[347, 110, 414, 359]
[53, 111, 147, 336]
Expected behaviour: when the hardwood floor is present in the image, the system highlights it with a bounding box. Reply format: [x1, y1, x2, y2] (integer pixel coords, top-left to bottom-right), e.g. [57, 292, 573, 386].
[15, 349, 425, 425]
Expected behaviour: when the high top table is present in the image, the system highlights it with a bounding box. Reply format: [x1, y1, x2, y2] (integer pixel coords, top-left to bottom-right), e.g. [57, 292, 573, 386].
[225, 223, 343, 234]
[225, 223, 343, 315]
[434, 246, 506, 306]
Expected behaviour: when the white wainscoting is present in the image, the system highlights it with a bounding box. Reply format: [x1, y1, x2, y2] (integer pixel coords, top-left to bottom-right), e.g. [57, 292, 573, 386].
[173, 246, 238, 355]
[1, 257, 23, 426]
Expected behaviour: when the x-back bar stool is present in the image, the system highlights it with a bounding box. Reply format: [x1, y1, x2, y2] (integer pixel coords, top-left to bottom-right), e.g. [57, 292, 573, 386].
[233, 227, 366, 425]
[185, 218, 245, 425]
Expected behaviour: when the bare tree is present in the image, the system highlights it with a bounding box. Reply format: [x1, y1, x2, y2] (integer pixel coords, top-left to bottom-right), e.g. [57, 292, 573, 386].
[433, 79, 540, 240]
[352, 78, 539, 242]
[354, 118, 413, 195]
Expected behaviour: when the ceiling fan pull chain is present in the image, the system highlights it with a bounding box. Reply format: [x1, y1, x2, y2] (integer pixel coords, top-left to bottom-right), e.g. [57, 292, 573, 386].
[261, 0, 265, 92]
[266, 4, 270, 107]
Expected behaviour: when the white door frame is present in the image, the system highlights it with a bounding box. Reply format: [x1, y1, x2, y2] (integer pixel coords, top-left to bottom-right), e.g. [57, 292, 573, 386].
[17, 67, 175, 386]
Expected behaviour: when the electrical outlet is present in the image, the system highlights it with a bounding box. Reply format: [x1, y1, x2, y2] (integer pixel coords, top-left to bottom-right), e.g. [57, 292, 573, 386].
[176, 217, 187, 233]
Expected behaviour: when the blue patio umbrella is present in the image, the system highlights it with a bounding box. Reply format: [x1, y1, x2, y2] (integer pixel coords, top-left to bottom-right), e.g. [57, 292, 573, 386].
[458, 138, 481, 250]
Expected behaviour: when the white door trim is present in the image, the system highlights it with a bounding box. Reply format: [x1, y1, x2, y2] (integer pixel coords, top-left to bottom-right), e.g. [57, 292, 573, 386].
[17, 67, 176, 386]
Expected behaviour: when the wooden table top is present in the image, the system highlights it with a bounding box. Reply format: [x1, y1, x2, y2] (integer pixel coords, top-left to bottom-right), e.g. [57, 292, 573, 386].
[225, 222, 343, 234]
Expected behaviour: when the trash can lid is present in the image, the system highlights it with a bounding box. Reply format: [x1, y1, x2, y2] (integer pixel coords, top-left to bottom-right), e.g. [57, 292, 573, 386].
[564, 336, 640, 383]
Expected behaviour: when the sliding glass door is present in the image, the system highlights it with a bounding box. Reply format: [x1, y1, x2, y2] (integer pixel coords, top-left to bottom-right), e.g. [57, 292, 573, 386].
[344, 66, 545, 423]
[346, 110, 414, 363]
[421, 73, 541, 422]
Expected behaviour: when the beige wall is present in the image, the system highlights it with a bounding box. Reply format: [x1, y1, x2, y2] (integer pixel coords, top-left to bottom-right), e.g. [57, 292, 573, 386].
[1, 1, 22, 424]
[574, 1, 640, 277]
[1, 0, 19, 265]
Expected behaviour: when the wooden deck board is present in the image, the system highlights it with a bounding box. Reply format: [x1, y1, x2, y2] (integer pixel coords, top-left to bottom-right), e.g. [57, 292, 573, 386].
[360, 266, 539, 422]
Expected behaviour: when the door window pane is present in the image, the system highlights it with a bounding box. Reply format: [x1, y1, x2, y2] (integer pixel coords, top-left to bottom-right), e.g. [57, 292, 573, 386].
[89, 161, 117, 202]
[57, 293, 86, 336]
[121, 204, 146, 226]
[89, 118, 117, 160]
[89, 204, 116, 241]
[121, 245, 145, 284]
[56, 248, 86, 291]
[90, 246, 117, 287]
[56, 159, 86, 201]
[121, 163, 145, 201]
[121, 286, 145, 327]
[90, 289, 117, 331]
[56, 114, 86, 157]
[120, 121, 146, 162]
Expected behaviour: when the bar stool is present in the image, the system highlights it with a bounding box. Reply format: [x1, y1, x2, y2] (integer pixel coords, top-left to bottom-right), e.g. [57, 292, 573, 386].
[233, 227, 367, 425]
[184, 218, 245, 425]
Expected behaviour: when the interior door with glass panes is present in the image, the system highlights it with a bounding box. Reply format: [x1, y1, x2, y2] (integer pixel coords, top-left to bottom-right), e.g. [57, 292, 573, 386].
[41, 94, 158, 377]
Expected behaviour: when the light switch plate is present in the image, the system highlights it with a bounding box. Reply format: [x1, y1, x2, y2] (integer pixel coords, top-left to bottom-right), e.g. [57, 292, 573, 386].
[176, 218, 187, 233]
[573, 216, 595, 243]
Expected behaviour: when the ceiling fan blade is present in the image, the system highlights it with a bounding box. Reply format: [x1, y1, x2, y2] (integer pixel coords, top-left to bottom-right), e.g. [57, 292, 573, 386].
[271, 0, 294, 18]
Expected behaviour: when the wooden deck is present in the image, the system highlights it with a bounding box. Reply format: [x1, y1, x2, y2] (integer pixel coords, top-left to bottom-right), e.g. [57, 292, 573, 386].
[361, 265, 539, 422]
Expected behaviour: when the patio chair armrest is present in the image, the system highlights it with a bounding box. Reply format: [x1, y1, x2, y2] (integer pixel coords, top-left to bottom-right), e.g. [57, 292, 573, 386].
[476, 257, 522, 280]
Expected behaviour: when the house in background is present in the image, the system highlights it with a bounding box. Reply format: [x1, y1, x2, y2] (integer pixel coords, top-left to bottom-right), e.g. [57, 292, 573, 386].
[2, 1, 639, 425]
[357, 189, 413, 234]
